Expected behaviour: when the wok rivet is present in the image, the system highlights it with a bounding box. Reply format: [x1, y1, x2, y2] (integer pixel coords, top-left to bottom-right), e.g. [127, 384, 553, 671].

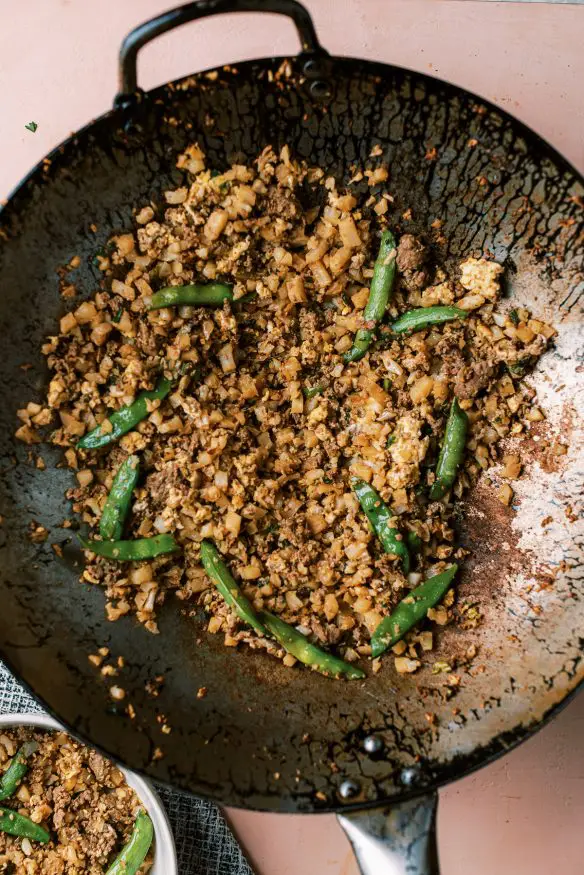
[363, 735, 384, 755]
[400, 767, 420, 787]
[339, 779, 361, 800]
[310, 80, 331, 100]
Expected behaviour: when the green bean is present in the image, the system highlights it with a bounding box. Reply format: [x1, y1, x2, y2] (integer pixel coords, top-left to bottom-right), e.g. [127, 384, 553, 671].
[371, 564, 458, 657]
[429, 398, 468, 500]
[105, 810, 154, 875]
[390, 306, 467, 335]
[99, 455, 140, 541]
[344, 230, 397, 363]
[148, 282, 233, 310]
[258, 610, 365, 680]
[0, 806, 50, 842]
[200, 540, 266, 636]
[234, 291, 257, 305]
[79, 533, 179, 561]
[352, 478, 410, 573]
[0, 744, 34, 801]
[77, 378, 172, 450]
[406, 531, 422, 554]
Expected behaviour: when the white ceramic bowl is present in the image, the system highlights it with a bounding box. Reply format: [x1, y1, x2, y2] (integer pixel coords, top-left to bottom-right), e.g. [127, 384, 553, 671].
[0, 712, 177, 875]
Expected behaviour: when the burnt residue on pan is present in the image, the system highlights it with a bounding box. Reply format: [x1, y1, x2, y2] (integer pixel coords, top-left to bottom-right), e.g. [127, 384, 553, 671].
[0, 55, 582, 811]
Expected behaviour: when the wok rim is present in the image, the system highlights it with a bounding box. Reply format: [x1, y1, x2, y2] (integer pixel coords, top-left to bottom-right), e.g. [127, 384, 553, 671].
[0, 51, 582, 812]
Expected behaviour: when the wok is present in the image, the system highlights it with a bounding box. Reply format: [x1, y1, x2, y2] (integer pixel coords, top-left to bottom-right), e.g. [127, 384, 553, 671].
[0, 2, 583, 872]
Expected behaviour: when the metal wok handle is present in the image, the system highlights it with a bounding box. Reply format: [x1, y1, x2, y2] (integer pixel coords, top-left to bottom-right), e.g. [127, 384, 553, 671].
[115, 0, 328, 107]
[337, 792, 440, 875]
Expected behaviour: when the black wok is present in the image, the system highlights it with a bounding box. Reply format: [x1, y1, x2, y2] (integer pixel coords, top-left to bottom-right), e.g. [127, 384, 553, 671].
[0, 2, 583, 872]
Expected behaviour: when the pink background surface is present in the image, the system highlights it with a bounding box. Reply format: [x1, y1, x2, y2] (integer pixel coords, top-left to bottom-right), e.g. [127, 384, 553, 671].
[2, 2, 583, 873]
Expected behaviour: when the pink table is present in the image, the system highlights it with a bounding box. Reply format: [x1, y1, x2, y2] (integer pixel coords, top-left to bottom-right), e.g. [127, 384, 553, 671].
[2, 2, 583, 873]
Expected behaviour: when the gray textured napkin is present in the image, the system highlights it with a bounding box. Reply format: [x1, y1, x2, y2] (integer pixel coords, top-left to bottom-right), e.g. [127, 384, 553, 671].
[0, 661, 253, 875]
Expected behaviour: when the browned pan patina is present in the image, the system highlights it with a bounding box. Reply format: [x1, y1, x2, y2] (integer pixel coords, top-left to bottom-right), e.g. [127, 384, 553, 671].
[0, 4, 582, 868]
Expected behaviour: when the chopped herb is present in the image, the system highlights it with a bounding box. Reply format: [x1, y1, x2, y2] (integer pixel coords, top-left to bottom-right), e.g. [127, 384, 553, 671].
[92, 248, 106, 267]
[303, 385, 324, 399]
[209, 169, 229, 191]
[506, 357, 533, 378]
[323, 476, 333, 484]
[386, 435, 396, 448]
[509, 309, 520, 326]
[383, 378, 391, 392]
[180, 362, 203, 381]
[420, 421, 433, 438]
[112, 307, 124, 323]
[24, 121, 38, 133]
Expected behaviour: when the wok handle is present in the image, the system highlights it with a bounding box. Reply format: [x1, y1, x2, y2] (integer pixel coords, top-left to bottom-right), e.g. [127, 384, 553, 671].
[116, 0, 327, 106]
[337, 792, 440, 875]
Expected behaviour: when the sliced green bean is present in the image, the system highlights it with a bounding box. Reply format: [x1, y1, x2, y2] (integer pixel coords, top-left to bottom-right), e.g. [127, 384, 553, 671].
[79, 533, 178, 561]
[106, 810, 154, 875]
[371, 564, 458, 657]
[352, 478, 410, 574]
[391, 306, 467, 335]
[258, 610, 365, 680]
[429, 398, 468, 500]
[148, 282, 233, 310]
[99, 455, 140, 541]
[77, 378, 172, 450]
[0, 806, 50, 842]
[200, 540, 266, 636]
[344, 230, 397, 363]
[0, 744, 34, 802]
